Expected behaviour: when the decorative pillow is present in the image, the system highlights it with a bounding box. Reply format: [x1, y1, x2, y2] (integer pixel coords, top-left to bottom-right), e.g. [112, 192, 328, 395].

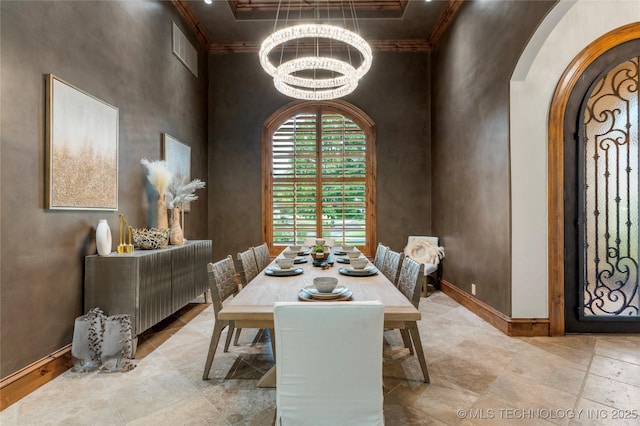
[404, 239, 445, 265]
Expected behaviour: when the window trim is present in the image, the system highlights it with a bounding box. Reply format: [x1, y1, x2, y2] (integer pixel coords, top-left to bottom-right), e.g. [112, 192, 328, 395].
[262, 100, 377, 257]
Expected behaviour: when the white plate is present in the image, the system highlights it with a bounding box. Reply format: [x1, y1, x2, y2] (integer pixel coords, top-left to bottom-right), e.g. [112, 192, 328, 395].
[271, 265, 293, 271]
[347, 265, 374, 272]
[303, 285, 348, 296]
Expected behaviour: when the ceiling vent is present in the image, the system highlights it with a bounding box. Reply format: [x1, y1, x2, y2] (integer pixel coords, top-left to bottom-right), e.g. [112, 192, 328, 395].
[172, 22, 198, 77]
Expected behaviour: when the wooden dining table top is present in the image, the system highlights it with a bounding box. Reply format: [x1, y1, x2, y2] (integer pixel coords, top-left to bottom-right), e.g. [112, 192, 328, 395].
[218, 250, 421, 327]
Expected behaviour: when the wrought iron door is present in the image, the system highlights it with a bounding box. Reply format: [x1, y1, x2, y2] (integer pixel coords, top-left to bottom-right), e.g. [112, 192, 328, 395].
[579, 56, 639, 322]
[566, 48, 640, 332]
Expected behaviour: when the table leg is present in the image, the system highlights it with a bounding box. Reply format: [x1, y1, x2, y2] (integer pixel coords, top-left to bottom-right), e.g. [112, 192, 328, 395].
[255, 328, 278, 388]
[257, 366, 277, 388]
[408, 322, 430, 383]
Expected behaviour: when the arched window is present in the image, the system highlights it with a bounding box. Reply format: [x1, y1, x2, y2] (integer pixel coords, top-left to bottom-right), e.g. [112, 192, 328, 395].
[262, 100, 376, 256]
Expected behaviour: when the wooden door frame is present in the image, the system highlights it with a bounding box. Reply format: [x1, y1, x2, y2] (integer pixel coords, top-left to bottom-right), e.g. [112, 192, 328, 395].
[548, 23, 640, 336]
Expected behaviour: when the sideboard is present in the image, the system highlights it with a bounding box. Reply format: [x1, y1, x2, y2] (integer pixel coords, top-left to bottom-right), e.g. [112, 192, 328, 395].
[84, 240, 212, 347]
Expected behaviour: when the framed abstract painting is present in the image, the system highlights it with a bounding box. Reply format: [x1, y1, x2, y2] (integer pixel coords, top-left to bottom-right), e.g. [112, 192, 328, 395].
[46, 74, 119, 210]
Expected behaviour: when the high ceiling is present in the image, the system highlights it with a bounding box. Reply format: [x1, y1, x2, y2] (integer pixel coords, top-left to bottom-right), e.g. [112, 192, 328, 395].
[175, 0, 460, 52]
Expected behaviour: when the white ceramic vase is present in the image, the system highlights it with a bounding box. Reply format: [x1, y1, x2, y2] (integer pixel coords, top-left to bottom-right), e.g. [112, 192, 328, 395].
[96, 219, 112, 256]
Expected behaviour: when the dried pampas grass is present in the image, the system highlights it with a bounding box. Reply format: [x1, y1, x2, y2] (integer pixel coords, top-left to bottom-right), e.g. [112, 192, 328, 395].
[140, 159, 172, 196]
[166, 176, 206, 209]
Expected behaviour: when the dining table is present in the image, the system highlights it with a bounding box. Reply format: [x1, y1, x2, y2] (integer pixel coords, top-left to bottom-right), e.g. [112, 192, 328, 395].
[217, 247, 429, 387]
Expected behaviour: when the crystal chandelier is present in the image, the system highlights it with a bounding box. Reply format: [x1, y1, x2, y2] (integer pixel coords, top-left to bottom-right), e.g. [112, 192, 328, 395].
[259, 1, 372, 100]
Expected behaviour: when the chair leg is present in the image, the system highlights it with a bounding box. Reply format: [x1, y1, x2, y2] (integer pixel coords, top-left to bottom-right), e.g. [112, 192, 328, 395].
[407, 322, 430, 383]
[234, 328, 242, 346]
[268, 328, 276, 360]
[400, 329, 414, 355]
[224, 323, 235, 352]
[203, 321, 226, 380]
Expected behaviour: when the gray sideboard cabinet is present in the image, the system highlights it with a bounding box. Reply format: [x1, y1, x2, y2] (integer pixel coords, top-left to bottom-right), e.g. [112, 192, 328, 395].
[84, 240, 212, 351]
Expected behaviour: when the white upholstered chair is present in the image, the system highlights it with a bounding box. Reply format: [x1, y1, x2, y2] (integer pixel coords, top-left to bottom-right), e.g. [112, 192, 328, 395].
[273, 301, 385, 426]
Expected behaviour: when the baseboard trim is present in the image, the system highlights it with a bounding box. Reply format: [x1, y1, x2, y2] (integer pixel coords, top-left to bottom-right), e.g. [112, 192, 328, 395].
[439, 280, 550, 337]
[0, 345, 72, 410]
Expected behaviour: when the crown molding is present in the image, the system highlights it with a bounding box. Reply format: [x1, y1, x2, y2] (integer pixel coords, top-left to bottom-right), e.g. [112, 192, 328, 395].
[209, 39, 430, 54]
[428, 0, 465, 47]
[171, 0, 212, 49]
[172, 0, 462, 54]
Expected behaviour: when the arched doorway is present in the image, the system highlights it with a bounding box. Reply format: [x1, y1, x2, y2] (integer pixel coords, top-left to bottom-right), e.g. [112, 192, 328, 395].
[548, 23, 640, 335]
[563, 41, 640, 332]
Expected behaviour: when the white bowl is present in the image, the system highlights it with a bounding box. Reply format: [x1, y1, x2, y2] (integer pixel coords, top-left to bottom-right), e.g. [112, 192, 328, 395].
[350, 258, 368, 269]
[315, 239, 325, 246]
[276, 258, 294, 269]
[342, 245, 354, 251]
[346, 250, 361, 259]
[313, 277, 338, 293]
[289, 245, 302, 252]
[282, 250, 297, 259]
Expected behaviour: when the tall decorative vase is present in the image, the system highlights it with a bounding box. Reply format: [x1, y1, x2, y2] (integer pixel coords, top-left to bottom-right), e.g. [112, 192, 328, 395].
[96, 219, 112, 256]
[169, 206, 184, 245]
[157, 195, 169, 229]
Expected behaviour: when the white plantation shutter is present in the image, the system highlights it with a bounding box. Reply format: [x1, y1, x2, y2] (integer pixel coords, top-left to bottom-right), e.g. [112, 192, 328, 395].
[268, 105, 372, 250]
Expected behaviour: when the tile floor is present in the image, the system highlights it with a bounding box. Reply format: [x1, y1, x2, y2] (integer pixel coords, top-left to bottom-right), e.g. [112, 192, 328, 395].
[1, 291, 639, 425]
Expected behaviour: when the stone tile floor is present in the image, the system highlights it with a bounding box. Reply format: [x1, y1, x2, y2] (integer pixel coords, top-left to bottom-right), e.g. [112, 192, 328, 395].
[1, 291, 639, 425]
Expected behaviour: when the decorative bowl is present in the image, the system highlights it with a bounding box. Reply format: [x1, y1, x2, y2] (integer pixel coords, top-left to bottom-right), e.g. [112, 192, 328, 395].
[315, 239, 325, 246]
[346, 250, 361, 259]
[276, 257, 294, 269]
[350, 258, 368, 269]
[132, 228, 169, 250]
[282, 250, 297, 259]
[313, 277, 338, 293]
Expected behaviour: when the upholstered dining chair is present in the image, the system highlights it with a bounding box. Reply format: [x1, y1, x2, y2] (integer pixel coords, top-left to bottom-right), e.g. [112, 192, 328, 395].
[373, 243, 388, 269]
[252, 242, 271, 271]
[381, 249, 404, 286]
[203, 256, 240, 380]
[393, 256, 430, 383]
[273, 301, 385, 426]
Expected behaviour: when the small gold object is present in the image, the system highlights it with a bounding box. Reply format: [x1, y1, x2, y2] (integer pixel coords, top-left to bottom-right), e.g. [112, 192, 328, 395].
[127, 226, 134, 253]
[117, 214, 132, 254]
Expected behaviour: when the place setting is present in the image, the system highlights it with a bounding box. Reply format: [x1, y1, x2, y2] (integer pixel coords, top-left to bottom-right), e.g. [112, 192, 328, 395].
[264, 257, 304, 276]
[332, 244, 355, 256]
[338, 257, 378, 277]
[298, 277, 353, 302]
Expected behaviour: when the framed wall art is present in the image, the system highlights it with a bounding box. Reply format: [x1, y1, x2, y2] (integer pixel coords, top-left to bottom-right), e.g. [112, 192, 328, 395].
[46, 74, 119, 210]
[162, 133, 192, 211]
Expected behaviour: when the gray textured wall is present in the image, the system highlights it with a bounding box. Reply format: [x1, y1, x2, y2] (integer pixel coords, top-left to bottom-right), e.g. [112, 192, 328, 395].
[208, 51, 431, 261]
[0, 1, 209, 378]
[431, 1, 555, 315]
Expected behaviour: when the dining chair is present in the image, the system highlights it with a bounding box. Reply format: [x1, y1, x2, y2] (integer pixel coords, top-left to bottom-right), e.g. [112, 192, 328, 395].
[252, 242, 271, 271]
[373, 243, 388, 269]
[203, 256, 240, 380]
[381, 249, 404, 286]
[394, 256, 430, 383]
[273, 301, 385, 426]
[237, 247, 259, 287]
[234, 248, 261, 346]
